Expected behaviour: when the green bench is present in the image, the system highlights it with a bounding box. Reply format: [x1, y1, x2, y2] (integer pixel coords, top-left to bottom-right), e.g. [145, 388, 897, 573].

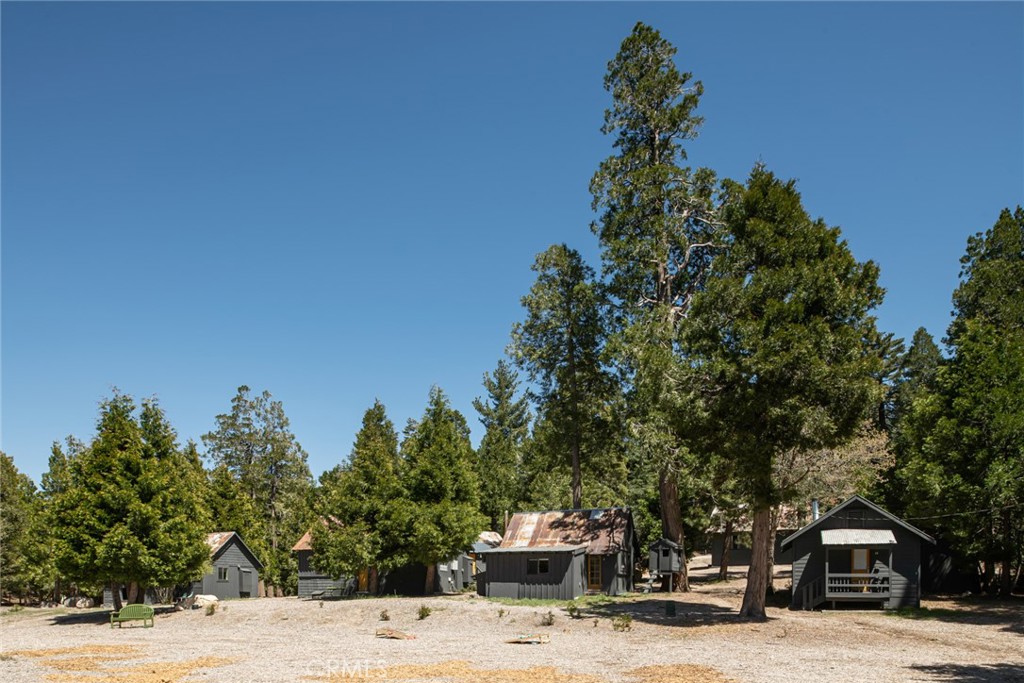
[110, 604, 154, 629]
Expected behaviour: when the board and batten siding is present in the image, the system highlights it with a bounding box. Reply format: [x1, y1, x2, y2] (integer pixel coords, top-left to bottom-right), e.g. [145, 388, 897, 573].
[483, 550, 584, 600]
[193, 538, 260, 600]
[789, 501, 923, 609]
[295, 550, 351, 598]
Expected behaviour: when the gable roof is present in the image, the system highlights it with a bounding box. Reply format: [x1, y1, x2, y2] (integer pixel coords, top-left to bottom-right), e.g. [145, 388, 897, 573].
[206, 531, 265, 571]
[499, 508, 634, 555]
[780, 495, 934, 550]
[292, 516, 342, 552]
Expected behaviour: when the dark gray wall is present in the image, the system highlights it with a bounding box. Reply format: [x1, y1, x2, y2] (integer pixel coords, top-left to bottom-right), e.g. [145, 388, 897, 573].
[296, 550, 352, 598]
[789, 502, 923, 609]
[482, 551, 584, 600]
[193, 538, 261, 599]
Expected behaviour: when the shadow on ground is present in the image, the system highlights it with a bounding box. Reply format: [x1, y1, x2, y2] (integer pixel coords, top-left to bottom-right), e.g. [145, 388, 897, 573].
[909, 662, 1024, 682]
[585, 596, 750, 628]
[894, 595, 1024, 636]
[48, 605, 176, 626]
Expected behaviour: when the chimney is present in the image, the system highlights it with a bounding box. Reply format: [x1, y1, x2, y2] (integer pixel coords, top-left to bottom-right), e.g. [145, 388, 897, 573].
[812, 499, 820, 521]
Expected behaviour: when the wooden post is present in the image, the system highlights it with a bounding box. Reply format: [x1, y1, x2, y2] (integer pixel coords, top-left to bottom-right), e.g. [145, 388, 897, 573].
[824, 548, 830, 597]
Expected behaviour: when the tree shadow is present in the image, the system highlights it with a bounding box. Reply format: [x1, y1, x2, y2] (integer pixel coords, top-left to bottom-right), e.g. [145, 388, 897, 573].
[909, 662, 1024, 682]
[894, 596, 1024, 636]
[585, 595, 752, 628]
[48, 605, 176, 627]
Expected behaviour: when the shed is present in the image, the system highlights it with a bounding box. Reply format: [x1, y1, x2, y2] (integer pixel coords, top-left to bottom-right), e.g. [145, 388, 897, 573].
[192, 532, 263, 599]
[292, 525, 355, 598]
[707, 505, 798, 566]
[478, 508, 638, 598]
[780, 495, 935, 610]
[649, 538, 682, 575]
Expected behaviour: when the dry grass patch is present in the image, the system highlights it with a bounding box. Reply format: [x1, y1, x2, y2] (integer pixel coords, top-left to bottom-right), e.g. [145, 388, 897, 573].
[627, 664, 737, 683]
[5, 645, 236, 683]
[309, 660, 604, 682]
[43, 657, 237, 683]
[7, 646, 143, 659]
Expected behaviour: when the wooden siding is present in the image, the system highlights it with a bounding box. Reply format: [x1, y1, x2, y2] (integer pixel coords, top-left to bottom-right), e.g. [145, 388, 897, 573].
[483, 551, 584, 600]
[295, 550, 351, 598]
[790, 500, 922, 609]
[192, 537, 260, 599]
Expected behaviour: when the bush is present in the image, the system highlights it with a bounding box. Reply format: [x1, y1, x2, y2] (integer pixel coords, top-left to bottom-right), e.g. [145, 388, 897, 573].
[205, 603, 217, 616]
[539, 610, 555, 626]
[379, 609, 390, 621]
[566, 602, 582, 619]
[497, 608, 506, 618]
[611, 614, 632, 632]
[417, 605, 431, 620]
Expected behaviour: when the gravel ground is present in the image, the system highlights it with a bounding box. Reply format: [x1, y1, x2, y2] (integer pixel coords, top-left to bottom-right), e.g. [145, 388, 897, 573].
[2, 564, 1021, 683]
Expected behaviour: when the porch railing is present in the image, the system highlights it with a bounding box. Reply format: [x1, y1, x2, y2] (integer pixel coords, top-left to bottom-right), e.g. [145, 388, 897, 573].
[826, 572, 890, 597]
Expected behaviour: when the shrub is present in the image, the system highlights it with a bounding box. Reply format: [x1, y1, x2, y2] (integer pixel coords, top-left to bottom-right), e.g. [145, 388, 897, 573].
[205, 603, 217, 616]
[417, 605, 431, 620]
[566, 602, 582, 619]
[539, 610, 555, 626]
[612, 614, 632, 632]
[497, 608, 506, 618]
[379, 609, 390, 621]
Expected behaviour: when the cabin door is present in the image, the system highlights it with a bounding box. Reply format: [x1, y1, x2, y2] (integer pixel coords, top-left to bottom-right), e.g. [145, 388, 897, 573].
[357, 568, 369, 592]
[586, 555, 602, 591]
[851, 549, 870, 591]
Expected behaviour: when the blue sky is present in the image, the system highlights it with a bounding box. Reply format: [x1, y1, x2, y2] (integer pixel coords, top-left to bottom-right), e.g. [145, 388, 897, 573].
[3, 2, 1022, 484]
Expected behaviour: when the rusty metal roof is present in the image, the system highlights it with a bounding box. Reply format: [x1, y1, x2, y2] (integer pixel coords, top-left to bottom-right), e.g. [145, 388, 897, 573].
[499, 508, 632, 555]
[206, 532, 235, 555]
[292, 516, 343, 552]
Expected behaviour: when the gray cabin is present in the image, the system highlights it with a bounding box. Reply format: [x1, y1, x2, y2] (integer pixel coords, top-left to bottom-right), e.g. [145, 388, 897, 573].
[781, 495, 935, 610]
[293, 525, 357, 598]
[478, 508, 638, 600]
[192, 532, 263, 599]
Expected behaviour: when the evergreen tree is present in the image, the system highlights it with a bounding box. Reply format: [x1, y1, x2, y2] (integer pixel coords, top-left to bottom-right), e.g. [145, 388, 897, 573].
[684, 166, 884, 618]
[0, 452, 47, 600]
[400, 387, 486, 594]
[205, 464, 268, 561]
[203, 386, 313, 594]
[511, 244, 617, 510]
[590, 22, 722, 589]
[312, 400, 407, 592]
[900, 207, 1024, 595]
[50, 394, 209, 606]
[472, 360, 530, 530]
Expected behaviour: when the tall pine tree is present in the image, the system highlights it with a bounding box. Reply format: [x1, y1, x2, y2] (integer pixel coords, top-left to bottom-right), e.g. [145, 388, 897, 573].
[473, 361, 530, 530]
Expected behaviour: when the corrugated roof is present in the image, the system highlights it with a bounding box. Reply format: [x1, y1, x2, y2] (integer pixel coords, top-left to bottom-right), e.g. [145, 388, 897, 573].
[292, 516, 342, 552]
[206, 532, 235, 555]
[480, 544, 588, 554]
[499, 508, 632, 555]
[821, 529, 896, 546]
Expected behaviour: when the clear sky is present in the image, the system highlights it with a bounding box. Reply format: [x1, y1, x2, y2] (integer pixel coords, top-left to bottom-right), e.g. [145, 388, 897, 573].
[3, 2, 1022, 484]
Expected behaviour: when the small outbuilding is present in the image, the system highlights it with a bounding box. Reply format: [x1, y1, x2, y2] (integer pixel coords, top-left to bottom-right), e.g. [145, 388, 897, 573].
[478, 508, 638, 599]
[781, 495, 935, 610]
[649, 538, 683, 575]
[292, 526, 355, 598]
[192, 532, 263, 599]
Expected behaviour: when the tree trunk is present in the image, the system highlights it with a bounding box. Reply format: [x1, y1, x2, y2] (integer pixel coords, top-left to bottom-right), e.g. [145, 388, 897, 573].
[110, 583, 123, 610]
[739, 506, 771, 620]
[424, 563, 437, 596]
[659, 468, 689, 591]
[369, 567, 379, 596]
[570, 441, 582, 510]
[126, 581, 141, 605]
[1001, 507, 1013, 597]
[765, 506, 780, 596]
[719, 520, 733, 581]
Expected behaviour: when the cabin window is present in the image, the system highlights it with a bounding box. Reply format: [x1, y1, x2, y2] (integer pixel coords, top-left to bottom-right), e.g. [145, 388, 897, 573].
[661, 548, 670, 558]
[217, 567, 229, 582]
[527, 558, 549, 575]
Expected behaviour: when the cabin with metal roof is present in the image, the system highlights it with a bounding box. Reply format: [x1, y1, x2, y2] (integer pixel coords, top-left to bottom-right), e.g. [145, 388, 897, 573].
[192, 531, 264, 599]
[478, 508, 638, 599]
[780, 495, 934, 610]
[292, 526, 355, 598]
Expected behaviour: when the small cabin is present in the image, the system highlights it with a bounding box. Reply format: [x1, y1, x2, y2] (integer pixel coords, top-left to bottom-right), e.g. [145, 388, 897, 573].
[292, 526, 354, 598]
[478, 508, 638, 599]
[649, 538, 682, 575]
[193, 532, 263, 599]
[781, 495, 934, 610]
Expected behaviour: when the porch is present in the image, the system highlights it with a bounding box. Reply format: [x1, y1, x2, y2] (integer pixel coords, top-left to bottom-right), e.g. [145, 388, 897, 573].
[802, 529, 896, 609]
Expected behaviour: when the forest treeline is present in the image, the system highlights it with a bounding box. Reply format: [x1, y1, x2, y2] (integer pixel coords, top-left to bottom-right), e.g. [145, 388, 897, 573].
[2, 23, 1020, 618]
